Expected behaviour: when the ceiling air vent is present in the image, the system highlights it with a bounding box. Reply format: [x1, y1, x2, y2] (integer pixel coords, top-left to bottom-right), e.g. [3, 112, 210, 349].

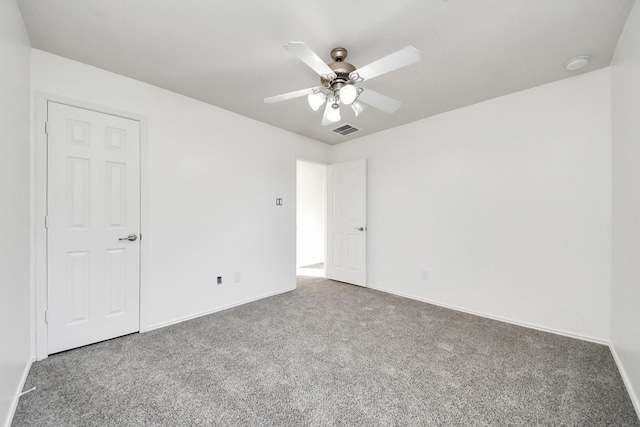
[332, 124, 360, 136]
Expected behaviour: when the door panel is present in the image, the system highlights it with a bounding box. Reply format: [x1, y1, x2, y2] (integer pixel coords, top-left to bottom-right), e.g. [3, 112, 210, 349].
[67, 250, 90, 324]
[105, 248, 126, 316]
[327, 159, 367, 286]
[47, 102, 141, 354]
[106, 162, 127, 227]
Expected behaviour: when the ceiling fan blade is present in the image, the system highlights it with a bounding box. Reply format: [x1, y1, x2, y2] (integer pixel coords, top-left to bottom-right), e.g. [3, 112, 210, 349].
[285, 42, 336, 78]
[350, 46, 420, 82]
[264, 86, 323, 104]
[357, 89, 402, 114]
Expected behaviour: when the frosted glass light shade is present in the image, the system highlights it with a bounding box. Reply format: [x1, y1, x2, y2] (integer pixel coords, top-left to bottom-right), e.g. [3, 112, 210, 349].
[327, 104, 341, 122]
[307, 92, 326, 111]
[351, 101, 366, 117]
[340, 84, 358, 104]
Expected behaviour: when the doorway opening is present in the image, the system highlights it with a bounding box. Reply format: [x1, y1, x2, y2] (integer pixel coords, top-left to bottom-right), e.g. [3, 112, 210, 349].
[296, 160, 327, 278]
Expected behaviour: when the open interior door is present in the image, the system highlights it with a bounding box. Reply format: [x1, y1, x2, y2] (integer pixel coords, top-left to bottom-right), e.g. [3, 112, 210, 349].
[327, 159, 367, 286]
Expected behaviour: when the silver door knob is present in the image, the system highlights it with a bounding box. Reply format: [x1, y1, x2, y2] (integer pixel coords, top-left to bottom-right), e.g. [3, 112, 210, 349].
[354, 227, 366, 231]
[119, 234, 138, 241]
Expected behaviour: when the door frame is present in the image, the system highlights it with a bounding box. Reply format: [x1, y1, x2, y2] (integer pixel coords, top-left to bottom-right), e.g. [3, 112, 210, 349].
[33, 93, 149, 360]
[295, 159, 328, 278]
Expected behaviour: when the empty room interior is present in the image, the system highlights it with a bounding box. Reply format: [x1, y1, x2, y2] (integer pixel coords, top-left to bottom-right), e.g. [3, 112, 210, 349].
[2, 0, 640, 425]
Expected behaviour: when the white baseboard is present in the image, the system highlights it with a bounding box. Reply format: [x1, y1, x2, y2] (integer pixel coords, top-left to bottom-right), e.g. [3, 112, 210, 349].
[146, 286, 296, 332]
[4, 357, 35, 427]
[367, 284, 608, 345]
[610, 344, 640, 419]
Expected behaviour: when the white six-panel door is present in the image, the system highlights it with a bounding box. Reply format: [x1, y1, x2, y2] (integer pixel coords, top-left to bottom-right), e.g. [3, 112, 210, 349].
[327, 159, 367, 286]
[47, 102, 141, 354]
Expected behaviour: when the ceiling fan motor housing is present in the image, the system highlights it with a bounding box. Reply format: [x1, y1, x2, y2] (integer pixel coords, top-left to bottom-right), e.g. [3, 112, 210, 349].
[321, 47, 356, 93]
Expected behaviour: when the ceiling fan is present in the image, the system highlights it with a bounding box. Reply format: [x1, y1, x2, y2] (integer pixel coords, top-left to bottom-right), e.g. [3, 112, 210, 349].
[264, 42, 420, 126]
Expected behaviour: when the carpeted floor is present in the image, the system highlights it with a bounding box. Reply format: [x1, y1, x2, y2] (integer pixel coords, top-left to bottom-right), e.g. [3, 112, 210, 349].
[13, 277, 639, 426]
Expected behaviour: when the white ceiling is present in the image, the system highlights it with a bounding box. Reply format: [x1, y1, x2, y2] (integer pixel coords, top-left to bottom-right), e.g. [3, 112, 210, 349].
[17, 0, 635, 145]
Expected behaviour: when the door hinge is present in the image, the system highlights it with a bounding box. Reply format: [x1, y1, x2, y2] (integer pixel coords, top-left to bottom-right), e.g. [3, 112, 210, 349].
[44, 216, 49, 229]
[44, 121, 49, 135]
[44, 310, 48, 323]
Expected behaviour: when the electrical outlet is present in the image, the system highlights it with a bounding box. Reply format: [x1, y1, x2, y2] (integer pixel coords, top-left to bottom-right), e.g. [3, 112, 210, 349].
[217, 276, 222, 285]
[420, 269, 429, 280]
[234, 272, 242, 283]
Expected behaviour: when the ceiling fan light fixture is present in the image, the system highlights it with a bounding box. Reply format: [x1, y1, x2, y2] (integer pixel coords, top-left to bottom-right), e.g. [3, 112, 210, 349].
[351, 101, 366, 117]
[266, 42, 421, 126]
[307, 92, 326, 111]
[339, 84, 358, 104]
[327, 103, 341, 122]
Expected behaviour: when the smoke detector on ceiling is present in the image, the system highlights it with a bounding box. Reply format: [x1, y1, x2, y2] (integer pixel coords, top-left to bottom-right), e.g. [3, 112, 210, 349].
[565, 56, 589, 71]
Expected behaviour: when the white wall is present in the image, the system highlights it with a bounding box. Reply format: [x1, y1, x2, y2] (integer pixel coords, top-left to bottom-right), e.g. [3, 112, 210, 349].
[31, 50, 330, 331]
[0, 1, 32, 426]
[296, 161, 326, 267]
[611, 0, 640, 414]
[331, 69, 612, 342]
